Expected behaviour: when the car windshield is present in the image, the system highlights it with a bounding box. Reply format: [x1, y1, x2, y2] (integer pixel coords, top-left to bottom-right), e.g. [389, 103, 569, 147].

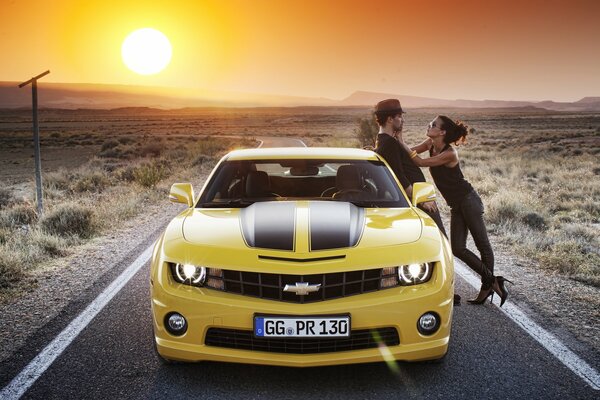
[197, 159, 409, 208]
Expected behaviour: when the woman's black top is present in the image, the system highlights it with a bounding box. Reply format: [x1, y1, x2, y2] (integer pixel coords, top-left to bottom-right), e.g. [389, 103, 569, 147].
[429, 147, 474, 208]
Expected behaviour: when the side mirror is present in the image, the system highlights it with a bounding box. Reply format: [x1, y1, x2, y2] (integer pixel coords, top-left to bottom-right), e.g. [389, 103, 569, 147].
[411, 182, 436, 207]
[169, 183, 195, 207]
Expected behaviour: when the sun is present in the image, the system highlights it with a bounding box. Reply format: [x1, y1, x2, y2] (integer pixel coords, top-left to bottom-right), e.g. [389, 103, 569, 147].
[121, 28, 172, 75]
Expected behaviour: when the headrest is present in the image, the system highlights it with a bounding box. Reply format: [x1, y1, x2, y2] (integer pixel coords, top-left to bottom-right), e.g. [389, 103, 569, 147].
[246, 171, 270, 197]
[336, 165, 362, 191]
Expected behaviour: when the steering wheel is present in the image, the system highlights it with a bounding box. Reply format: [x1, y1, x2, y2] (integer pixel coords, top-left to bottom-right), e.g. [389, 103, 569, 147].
[332, 189, 368, 201]
[320, 187, 337, 197]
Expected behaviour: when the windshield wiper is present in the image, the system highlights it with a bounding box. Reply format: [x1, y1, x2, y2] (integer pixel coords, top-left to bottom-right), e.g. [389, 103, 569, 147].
[198, 199, 255, 208]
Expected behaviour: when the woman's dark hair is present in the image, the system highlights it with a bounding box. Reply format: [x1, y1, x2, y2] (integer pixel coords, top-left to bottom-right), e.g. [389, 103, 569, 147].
[438, 115, 469, 145]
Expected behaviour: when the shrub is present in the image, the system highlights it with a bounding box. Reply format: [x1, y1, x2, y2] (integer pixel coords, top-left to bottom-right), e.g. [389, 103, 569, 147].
[485, 196, 523, 226]
[40, 204, 96, 238]
[195, 139, 227, 157]
[133, 162, 167, 188]
[30, 230, 69, 257]
[139, 142, 163, 157]
[114, 165, 137, 182]
[354, 116, 378, 148]
[521, 212, 547, 231]
[538, 241, 599, 279]
[44, 170, 72, 191]
[0, 188, 15, 209]
[0, 204, 38, 227]
[0, 227, 9, 244]
[100, 139, 120, 151]
[192, 154, 213, 167]
[0, 249, 25, 289]
[117, 136, 136, 145]
[72, 171, 111, 193]
[99, 145, 135, 159]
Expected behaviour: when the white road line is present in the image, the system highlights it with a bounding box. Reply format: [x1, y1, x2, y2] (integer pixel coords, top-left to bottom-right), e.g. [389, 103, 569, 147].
[0, 244, 154, 400]
[455, 260, 600, 391]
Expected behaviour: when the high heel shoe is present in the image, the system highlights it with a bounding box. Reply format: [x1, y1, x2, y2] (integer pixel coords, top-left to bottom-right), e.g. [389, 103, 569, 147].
[467, 285, 494, 305]
[495, 276, 514, 307]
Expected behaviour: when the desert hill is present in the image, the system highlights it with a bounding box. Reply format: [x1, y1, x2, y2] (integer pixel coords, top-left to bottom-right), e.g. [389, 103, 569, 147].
[0, 82, 598, 112]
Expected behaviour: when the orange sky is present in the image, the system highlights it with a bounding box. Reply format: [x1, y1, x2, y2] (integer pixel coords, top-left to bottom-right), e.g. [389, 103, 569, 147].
[1, 0, 599, 101]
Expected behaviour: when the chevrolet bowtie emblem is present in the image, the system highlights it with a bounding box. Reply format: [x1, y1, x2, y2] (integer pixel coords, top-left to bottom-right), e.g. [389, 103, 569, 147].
[283, 282, 321, 296]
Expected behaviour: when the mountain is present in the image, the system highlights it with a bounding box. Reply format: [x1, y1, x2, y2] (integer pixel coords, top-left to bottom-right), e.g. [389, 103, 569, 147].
[0, 82, 598, 111]
[0, 82, 335, 109]
[339, 91, 600, 111]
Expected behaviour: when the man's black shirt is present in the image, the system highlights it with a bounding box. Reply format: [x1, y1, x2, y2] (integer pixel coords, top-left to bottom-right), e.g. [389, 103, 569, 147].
[375, 133, 426, 189]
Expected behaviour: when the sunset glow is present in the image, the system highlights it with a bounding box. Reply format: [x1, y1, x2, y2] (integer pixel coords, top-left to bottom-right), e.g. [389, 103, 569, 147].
[1, 0, 599, 101]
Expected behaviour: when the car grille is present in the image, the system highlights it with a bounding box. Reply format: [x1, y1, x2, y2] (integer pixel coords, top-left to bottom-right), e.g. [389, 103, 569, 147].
[205, 327, 399, 354]
[218, 268, 393, 303]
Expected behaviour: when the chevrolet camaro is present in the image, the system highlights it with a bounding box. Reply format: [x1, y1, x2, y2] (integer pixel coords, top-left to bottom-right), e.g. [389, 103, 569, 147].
[151, 147, 454, 366]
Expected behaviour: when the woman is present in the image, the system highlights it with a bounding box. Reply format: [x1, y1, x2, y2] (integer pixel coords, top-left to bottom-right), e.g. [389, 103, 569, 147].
[400, 115, 512, 306]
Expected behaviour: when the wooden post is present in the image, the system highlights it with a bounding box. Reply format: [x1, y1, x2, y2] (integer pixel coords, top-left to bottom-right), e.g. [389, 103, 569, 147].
[19, 70, 50, 216]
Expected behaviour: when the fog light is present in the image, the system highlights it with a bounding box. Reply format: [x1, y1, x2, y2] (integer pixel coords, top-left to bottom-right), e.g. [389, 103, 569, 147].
[165, 312, 187, 336]
[417, 312, 440, 335]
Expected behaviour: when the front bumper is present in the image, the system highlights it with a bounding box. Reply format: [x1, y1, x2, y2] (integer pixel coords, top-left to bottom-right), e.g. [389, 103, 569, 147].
[151, 267, 453, 367]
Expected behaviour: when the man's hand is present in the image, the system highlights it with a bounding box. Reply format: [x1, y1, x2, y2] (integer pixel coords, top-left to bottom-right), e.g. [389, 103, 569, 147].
[405, 184, 413, 200]
[421, 200, 438, 213]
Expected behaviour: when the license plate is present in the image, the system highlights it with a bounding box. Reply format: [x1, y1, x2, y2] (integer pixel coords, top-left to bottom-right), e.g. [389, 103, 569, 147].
[254, 314, 350, 338]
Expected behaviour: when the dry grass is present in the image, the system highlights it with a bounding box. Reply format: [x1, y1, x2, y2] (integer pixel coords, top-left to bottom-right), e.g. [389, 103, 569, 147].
[0, 128, 257, 292]
[0, 106, 597, 290]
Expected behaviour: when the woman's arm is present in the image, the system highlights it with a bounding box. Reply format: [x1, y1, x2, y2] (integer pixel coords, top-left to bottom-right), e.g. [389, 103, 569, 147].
[399, 140, 458, 167]
[411, 149, 457, 167]
[410, 138, 433, 154]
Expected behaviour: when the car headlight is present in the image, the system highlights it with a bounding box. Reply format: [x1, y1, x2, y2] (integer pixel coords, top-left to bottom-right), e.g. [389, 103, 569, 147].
[171, 263, 206, 286]
[398, 262, 433, 285]
[380, 263, 434, 288]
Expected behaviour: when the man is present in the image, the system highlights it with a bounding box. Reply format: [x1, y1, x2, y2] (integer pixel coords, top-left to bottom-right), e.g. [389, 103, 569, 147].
[373, 98, 447, 236]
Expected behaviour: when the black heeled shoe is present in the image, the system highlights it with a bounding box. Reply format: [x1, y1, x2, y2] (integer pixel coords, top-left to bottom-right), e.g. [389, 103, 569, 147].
[495, 276, 514, 307]
[467, 285, 494, 305]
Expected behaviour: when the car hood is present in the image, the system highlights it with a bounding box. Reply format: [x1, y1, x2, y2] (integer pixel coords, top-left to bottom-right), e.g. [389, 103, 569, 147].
[181, 200, 422, 251]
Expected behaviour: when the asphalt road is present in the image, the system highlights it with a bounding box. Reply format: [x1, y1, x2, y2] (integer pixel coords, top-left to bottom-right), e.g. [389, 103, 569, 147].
[0, 137, 598, 399]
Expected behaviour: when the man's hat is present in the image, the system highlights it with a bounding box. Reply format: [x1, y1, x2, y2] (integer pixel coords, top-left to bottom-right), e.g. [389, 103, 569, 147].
[374, 98, 404, 114]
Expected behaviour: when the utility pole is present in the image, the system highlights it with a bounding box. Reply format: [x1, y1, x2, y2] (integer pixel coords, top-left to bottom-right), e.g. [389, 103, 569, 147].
[19, 70, 50, 216]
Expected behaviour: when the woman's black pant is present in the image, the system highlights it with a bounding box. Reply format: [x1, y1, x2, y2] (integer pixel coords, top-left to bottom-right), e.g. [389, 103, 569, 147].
[450, 191, 495, 287]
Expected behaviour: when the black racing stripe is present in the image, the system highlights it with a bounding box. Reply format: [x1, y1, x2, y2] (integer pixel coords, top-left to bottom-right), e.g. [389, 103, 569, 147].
[240, 202, 295, 251]
[309, 201, 365, 251]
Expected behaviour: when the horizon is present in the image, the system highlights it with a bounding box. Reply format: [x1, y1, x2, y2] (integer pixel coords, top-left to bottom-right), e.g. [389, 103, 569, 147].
[2, 0, 599, 103]
[0, 80, 600, 107]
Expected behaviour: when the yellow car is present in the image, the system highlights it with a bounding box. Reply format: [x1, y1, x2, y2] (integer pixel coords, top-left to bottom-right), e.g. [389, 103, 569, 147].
[151, 147, 454, 367]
